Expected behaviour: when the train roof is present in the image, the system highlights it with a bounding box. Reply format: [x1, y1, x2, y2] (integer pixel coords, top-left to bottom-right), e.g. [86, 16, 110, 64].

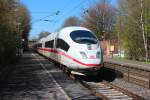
[38, 37, 46, 43]
[58, 26, 93, 40]
[37, 32, 58, 42]
[44, 32, 58, 41]
[37, 26, 94, 43]
[59, 26, 91, 33]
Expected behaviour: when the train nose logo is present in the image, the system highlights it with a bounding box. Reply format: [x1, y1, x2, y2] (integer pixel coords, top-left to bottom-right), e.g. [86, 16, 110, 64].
[87, 45, 92, 50]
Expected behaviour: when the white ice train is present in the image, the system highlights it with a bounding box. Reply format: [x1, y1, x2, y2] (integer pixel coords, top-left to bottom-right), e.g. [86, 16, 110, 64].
[35, 26, 103, 75]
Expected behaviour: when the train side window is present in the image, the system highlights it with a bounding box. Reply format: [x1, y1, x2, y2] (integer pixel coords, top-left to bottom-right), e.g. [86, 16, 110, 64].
[37, 43, 42, 47]
[45, 40, 54, 48]
[56, 39, 70, 52]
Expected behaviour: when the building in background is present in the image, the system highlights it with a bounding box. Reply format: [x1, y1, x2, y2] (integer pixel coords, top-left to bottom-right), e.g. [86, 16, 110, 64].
[100, 39, 124, 58]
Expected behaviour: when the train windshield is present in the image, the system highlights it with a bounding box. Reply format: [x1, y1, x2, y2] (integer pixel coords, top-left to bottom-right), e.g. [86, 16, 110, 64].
[70, 30, 97, 44]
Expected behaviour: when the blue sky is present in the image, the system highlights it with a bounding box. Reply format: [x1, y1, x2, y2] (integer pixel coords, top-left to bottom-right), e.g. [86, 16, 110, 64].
[20, 0, 117, 39]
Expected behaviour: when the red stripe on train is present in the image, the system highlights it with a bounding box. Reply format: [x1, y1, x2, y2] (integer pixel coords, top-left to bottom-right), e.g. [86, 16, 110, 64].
[38, 48, 102, 67]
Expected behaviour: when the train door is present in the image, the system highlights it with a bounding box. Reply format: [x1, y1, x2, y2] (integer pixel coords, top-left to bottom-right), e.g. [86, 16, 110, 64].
[54, 32, 61, 63]
[42, 41, 45, 55]
[54, 33, 58, 62]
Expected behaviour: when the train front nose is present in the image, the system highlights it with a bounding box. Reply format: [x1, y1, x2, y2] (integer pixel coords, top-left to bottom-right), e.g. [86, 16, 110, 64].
[79, 51, 101, 65]
[76, 44, 102, 68]
[69, 44, 103, 75]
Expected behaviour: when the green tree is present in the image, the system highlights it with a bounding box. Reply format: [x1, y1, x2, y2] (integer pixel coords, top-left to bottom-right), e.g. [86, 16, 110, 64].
[0, 0, 31, 65]
[116, 0, 150, 61]
[0, 0, 18, 64]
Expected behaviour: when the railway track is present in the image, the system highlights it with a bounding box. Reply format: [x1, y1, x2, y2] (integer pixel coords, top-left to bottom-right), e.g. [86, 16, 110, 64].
[36, 51, 145, 100]
[81, 81, 145, 100]
[69, 74, 145, 100]
[57, 65, 145, 100]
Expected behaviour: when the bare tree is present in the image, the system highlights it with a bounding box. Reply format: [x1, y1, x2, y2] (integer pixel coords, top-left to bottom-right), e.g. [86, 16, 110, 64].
[140, 0, 148, 61]
[38, 31, 51, 39]
[82, 0, 116, 40]
[62, 16, 81, 28]
[17, 4, 31, 50]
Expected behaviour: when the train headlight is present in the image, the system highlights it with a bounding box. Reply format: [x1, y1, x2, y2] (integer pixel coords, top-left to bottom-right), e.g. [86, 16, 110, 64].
[96, 52, 100, 58]
[80, 51, 87, 59]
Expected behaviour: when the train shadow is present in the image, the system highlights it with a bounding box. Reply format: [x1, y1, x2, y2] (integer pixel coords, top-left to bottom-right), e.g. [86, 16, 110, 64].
[75, 67, 117, 82]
